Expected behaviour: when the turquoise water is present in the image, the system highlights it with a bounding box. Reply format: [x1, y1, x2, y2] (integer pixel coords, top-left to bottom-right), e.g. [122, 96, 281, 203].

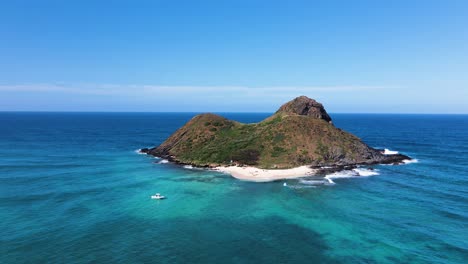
[1, 113, 467, 263]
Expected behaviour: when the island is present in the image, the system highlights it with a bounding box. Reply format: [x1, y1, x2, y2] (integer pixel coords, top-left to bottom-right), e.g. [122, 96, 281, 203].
[140, 96, 411, 181]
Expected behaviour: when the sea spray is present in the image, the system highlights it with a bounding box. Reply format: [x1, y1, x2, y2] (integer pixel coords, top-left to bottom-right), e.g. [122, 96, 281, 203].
[322, 168, 380, 184]
[403, 159, 419, 164]
[135, 149, 146, 155]
[383, 148, 399, 155]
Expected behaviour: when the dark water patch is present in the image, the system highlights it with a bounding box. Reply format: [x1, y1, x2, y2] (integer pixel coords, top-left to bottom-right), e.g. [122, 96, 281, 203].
[382, 178, 468, 205]
[1, 177, 151, 205]
[0, 163, 96, 172]
[433, 207, 468, 222]
[0, 192, 56, 204]
[373, 169, 468, 202]
[169, 174, 224, 184]
[1, 215, 339, 264]
[181, 189, 206, 198]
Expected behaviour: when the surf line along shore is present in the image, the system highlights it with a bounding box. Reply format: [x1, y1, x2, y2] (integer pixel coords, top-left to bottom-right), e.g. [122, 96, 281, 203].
[213, 165, 317, 182]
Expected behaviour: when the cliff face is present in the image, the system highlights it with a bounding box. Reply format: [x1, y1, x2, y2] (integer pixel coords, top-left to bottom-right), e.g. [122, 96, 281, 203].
[275, 95, 332, 123]
[142, 96, 409, 168]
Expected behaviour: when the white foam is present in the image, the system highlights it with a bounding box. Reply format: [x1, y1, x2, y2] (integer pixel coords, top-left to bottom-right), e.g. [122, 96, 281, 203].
[325, 168, 379, 180]
[158, 159, 169, 164]
[403, 159, 419, 164]
[135, 149, 146, 155]
[383, 148, 399, 155]
[183, 165, 194, 169]
[353, 168, 379, 176]
[325, 170, 359, 179]
[293, 186, 317, 189]
[299, 179, 327, 185]
[325, 177, 335, 185]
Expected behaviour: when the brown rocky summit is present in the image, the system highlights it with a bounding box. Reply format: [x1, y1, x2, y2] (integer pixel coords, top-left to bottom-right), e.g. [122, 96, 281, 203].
[275, 95, 332, 123]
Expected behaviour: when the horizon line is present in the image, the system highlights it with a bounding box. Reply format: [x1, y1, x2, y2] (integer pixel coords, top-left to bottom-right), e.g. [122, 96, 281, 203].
[1, 110, 467, 115]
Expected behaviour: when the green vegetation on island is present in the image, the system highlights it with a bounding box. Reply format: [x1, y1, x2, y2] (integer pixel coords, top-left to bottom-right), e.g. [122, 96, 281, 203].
[142, 96, 409, 169]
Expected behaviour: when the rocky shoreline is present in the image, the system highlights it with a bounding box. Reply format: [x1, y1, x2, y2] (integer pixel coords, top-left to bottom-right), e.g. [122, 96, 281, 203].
[139, 147, 412, 176]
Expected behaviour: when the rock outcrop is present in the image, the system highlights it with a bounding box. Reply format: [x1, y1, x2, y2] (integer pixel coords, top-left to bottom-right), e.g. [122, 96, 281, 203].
[275, 96, 332, 123]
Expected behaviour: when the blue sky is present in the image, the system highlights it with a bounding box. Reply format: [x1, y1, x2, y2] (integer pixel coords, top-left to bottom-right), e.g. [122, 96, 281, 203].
[0, 0, 467, 113]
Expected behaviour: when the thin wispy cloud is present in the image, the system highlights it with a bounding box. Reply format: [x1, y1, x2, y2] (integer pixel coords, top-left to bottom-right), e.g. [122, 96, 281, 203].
[0, 83, 388, 97]
[0, 83, 401, 112]
[1, 83, 466, 113]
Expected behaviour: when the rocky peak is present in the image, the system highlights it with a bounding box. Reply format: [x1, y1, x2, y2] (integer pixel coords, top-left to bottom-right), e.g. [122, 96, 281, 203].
[275, 96, 332, 123]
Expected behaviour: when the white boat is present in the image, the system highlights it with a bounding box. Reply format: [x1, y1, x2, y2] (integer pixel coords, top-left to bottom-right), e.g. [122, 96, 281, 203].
[151, 193, 166, 200]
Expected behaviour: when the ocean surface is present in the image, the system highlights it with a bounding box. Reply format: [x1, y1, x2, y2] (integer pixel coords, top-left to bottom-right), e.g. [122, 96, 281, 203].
[1, 112, 467, 263]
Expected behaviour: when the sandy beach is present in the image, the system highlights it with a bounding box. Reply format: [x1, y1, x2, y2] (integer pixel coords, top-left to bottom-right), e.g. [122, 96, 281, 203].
[214, 165, 317, 182]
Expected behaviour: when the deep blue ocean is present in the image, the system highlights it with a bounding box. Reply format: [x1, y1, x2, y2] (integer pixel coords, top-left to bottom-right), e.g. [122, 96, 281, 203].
[1, 113, 467, 263]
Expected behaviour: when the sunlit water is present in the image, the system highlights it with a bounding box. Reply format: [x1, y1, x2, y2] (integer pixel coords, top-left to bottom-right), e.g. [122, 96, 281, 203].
[1, 113, 467, 263]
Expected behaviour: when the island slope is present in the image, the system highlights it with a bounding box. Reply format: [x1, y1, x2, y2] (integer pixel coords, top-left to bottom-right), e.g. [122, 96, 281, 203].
[142, 96, 410, 169]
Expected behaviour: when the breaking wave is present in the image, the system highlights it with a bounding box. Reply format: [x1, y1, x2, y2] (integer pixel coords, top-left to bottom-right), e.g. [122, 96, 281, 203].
[403, 159, 419, 164]
[323, 168, 379, 184]
[134, 149, 146, 155]
[299, 179, 328, 185]
[353, 168, 379, 176]
[383, 148, 399, 155]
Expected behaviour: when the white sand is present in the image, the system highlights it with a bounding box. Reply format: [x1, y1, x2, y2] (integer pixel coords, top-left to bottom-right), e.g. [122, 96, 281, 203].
[214, 165, 317, 182]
